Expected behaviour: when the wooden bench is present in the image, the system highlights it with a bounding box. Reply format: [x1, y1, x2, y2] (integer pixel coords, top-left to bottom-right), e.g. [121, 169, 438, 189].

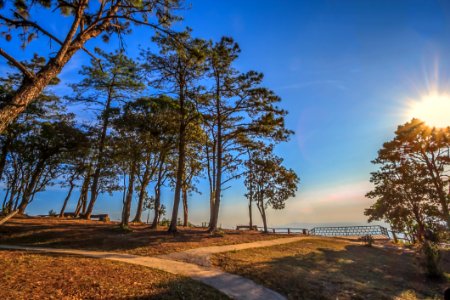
[62, 212, 76, 218]
[63, 212, 110, 222]
[91, 214, 110, 222]
[236, 225, 258, 230]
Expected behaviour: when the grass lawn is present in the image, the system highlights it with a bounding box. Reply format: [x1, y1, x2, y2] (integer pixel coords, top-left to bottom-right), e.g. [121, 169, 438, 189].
[0, 216, 287, 256]
[212, 237, 450, 300]
[0, 250, 229, 300]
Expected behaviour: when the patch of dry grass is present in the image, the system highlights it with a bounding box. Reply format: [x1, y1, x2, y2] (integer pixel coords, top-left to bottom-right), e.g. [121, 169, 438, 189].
[212, 237, 449, 300]
[0, 250, 229, 300]
[0, 216, 288, 256]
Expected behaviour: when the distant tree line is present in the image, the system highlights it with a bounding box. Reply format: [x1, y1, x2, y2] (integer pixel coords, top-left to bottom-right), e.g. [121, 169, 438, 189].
[0, 1, 299, 233]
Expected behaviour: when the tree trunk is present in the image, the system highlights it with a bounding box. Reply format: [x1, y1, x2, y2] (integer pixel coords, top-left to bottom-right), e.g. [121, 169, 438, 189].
[260, 202, 268, 233]
[121, 161, 137, 228]
[209, 194, 214, 228]
[206, 140, 216, 229]
[151, 184, 161, 229]
[75, 172, 90, 217]
[0, 72, 61, 133]
[11, 184, 22, 213]
[208, 88, 223, 233]
[169, 127, 185, 233]
[3, 167, 18, 212]
[249, 199, 253, 229]
[132, 154, 153, 223]
[182, 187, 188, 227]
[247, 150, 254, 230]
[169, 84, 186, 233]
[85, 167, 100, 219]
[84, 86, 114, 220]
[17, 159, 45, 214]
[0, 134, 12, 180]
[151, 154, 165, 229]
[442, 203, 450, 230]
[12, 182, 23, 211]
[59, 180, 75, 217]
[2, 188, 10, 211]
[412, 207, 426, 243]
[132, 187, 145, 223]
[422, 153, 450, 230]
[0, 3, 115, 134]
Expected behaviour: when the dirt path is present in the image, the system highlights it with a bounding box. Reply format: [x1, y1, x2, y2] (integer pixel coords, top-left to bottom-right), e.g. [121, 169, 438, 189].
[160, 236, 307, 266]
[0, 241, 295, 300]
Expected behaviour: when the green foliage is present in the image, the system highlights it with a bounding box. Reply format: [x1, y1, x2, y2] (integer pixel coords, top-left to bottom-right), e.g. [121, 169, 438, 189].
[114, 95, 179, 225]
[159, 218, 171, 227]
[69, 49, 146, 207]
[246, 147, 299, 209]
[360, 235, 374, 247]
[365, 119, 450, 241]
[245, 146, 299, 231]
[0, 0, 183, 139]
[212, 229, 226, 237]
[2, 1, 181, 47]
[420, 241, 443, 280]
[200, 36, 294, 231]
[118, 223, 132, 232]
[141, 30, 209, 231]
[0, 65, 89, 213]
[0, 6, 296, 232]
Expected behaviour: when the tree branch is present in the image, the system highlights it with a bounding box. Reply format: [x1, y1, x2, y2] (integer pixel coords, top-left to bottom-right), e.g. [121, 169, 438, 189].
[54, 0, 88, 64]
[0, 48, 35, 80]
[0, 14, 101, 67]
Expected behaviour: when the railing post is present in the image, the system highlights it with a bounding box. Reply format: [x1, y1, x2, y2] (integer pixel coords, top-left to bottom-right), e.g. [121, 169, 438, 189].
[288, 228, 290, 234]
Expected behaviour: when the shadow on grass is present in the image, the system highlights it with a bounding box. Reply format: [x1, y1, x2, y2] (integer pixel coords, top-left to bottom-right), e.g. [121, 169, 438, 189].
[0, 217, 274, 256]
[217, 242, 449, 300]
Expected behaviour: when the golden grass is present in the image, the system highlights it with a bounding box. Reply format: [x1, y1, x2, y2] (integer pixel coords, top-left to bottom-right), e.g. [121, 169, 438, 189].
[212, 237, 449, 300]
[0, 216, 288, 256]
[0, 250, 229, 300]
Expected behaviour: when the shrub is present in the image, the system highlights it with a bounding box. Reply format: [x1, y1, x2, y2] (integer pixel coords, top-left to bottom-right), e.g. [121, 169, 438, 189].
[48, 209, 57, 217]
[420, 241, 443, 280]
[159, 218, 171, 227]
[212, 229, 226, 237]
[0, 208, 10, 216]
[360, 234, 374, 247]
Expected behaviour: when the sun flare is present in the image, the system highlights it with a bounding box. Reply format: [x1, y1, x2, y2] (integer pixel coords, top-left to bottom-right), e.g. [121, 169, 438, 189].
[406, 92, 450, 128]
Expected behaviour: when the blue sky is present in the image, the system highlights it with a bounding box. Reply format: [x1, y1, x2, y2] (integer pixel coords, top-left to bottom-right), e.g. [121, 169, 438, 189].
[3, 0, 450, 227]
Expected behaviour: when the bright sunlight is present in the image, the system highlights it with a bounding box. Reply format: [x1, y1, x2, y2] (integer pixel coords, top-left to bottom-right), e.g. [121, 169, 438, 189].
[406, 92, 450, 128]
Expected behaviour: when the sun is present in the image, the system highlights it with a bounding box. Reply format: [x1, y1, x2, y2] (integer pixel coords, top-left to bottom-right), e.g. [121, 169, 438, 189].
[406, 92, 450, 128]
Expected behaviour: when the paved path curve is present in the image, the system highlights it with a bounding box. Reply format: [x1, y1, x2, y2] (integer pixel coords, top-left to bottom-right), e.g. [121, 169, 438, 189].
[0, 243, 291, 300]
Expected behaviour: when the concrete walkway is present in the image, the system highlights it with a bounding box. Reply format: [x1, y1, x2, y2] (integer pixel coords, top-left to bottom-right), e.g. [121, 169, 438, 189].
[0, 241, 298, 300]
[161, 236, 307, 266]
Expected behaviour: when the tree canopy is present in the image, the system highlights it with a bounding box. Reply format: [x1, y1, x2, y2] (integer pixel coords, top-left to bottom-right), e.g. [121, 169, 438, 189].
[0, 3, 299, 234]
[365, 119, 450, 241]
